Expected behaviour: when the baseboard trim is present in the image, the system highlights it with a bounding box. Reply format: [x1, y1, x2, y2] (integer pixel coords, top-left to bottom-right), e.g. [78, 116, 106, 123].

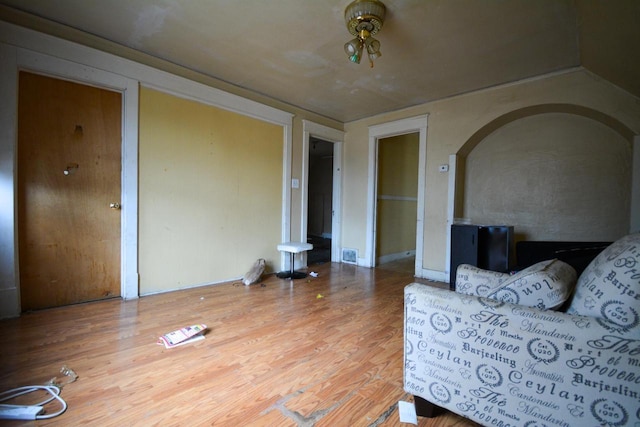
[417, 268, 448, 283]
[0, 288, 20, 319]
[377, 250, 415, 265]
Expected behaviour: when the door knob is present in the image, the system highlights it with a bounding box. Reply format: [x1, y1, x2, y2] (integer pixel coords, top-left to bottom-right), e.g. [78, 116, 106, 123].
[110, 203, 121, 210]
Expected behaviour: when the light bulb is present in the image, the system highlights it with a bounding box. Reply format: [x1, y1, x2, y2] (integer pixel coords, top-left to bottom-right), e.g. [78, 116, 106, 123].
[344, 38, 363, 64]
[365, 37, 381, 60]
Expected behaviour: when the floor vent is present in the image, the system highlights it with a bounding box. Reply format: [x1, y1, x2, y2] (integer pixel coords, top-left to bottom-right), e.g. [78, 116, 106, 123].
[341, 248, 358, 264]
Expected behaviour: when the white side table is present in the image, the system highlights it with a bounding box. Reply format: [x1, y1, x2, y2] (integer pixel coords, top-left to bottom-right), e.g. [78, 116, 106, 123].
[276, 241, 313, 279]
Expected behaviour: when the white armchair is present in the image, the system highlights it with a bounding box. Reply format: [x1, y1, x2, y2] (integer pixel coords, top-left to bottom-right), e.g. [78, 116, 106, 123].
[404, 233, 640, 426]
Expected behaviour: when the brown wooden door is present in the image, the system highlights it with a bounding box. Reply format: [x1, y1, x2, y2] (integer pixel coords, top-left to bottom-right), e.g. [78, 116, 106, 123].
[18, 72, 122, 311]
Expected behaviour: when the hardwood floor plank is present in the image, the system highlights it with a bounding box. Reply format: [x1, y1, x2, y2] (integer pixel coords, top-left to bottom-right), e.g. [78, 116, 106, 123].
[1, 262, 478, 426]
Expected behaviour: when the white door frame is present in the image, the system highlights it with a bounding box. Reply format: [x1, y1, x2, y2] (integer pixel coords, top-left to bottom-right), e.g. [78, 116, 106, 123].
[302, 120, 345, 264]
[0, 45, 139, 317]
[365, 116, 428, 277]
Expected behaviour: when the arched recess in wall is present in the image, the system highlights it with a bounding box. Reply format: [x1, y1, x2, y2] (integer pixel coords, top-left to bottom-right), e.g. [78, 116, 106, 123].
[453, 104, 636, 242]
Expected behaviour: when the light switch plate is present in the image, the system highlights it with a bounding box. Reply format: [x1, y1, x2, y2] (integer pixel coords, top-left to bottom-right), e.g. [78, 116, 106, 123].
[291, 178, 300, 188]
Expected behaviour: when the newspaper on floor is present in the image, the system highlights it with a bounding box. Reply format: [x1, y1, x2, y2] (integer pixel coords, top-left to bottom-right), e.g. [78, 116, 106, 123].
[157, 324, 207, 349]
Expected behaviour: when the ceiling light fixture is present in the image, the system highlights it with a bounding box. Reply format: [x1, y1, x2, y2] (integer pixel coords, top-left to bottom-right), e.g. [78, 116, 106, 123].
[344, 0, 386, 68]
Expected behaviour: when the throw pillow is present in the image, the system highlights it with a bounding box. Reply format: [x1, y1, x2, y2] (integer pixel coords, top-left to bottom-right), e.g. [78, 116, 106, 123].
[566, 233, 640, 333]
[455, 264, 510, 297]
[488, 259, 577, 310]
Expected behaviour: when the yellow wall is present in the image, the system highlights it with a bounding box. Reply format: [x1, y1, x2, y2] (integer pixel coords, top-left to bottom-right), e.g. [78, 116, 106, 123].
[343, 69, 640, 275]
[376, 134, 418, 258]
[139, 87, 283, 293]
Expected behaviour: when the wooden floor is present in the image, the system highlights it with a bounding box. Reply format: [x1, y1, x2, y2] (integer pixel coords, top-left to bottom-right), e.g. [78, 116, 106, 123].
[0, 261, 479, 426]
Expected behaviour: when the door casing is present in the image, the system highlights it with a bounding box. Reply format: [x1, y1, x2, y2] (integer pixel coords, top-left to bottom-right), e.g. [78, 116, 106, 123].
[365, 116, 428, 278]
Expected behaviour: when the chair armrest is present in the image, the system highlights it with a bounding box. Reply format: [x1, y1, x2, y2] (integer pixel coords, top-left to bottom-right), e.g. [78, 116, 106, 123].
[404, 283, 640, 426]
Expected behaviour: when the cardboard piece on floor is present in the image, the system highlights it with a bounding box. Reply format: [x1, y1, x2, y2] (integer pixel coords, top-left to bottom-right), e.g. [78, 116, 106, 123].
[398, 401, 417, 425]
[157, 324, 207, 349]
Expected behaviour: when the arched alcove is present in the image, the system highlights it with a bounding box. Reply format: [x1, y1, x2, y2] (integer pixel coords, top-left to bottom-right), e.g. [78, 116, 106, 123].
[454, 104, 634, 241]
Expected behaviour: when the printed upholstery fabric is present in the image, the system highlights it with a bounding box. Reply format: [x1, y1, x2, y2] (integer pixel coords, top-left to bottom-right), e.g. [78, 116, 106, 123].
[456, 259, 577, 310]
[488, 259, 577, 310]
[403, 283, 640, 426]
[456, 264, 510, 297]
[567, 233, 640, 334]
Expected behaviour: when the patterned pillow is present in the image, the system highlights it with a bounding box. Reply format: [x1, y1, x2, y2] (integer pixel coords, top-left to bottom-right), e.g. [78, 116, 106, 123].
[566, 233, 640, 333]
[488, 259, 577, 310]
[455, 264, 510, 297]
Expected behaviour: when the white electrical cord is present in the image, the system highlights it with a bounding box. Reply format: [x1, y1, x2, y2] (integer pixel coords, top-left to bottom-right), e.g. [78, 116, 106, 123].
[0, 385, 67, 420]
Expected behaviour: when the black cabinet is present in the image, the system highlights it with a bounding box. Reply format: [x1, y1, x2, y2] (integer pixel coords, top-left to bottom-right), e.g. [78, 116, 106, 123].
[450, 224, 514, 289]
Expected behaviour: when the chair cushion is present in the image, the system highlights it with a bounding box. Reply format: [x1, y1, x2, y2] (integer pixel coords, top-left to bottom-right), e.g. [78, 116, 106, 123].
[566, 233, 640, 333]
[277, 242, 313, 253]
[487, 259, 577, 310]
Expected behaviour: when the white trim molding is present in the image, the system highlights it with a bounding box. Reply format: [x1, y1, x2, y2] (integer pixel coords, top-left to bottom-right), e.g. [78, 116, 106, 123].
[445, 154, 458, 283]
[365, 115, 428, 279]
[302, 120, 345, 266]
[0, 43, 19, 319]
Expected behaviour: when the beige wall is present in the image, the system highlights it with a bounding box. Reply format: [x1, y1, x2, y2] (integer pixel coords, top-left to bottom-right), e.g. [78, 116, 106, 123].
[376, 134, 418, 259]
[343, 69, 640, 275]
[139, 87, 283, 293]
[464, 112, 630, 241]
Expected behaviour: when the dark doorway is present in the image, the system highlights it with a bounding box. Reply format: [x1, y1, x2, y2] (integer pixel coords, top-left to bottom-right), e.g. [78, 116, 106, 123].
[307, 138, 333, 265]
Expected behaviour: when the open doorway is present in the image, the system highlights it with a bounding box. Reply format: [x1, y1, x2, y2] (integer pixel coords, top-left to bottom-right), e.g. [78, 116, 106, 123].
[301, 120, 344, 268]
[307, 137, 334, 265]
[375, 133, 419, 274]
[365, 115, 428, 277]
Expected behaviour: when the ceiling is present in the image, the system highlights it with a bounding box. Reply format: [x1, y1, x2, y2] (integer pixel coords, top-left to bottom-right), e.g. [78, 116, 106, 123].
[1, 0, 638, 123]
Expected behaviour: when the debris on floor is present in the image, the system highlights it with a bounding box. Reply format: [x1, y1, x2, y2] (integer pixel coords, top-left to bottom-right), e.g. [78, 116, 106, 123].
[316, 294, 324, 299]
[157, 324, 207, 349]
[309, 271, 319, 277]
[398, 401, 417, 425]
[0, 365, 76, 420]
[46, 365, 78, 389]
[243, 258, 266, 285]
